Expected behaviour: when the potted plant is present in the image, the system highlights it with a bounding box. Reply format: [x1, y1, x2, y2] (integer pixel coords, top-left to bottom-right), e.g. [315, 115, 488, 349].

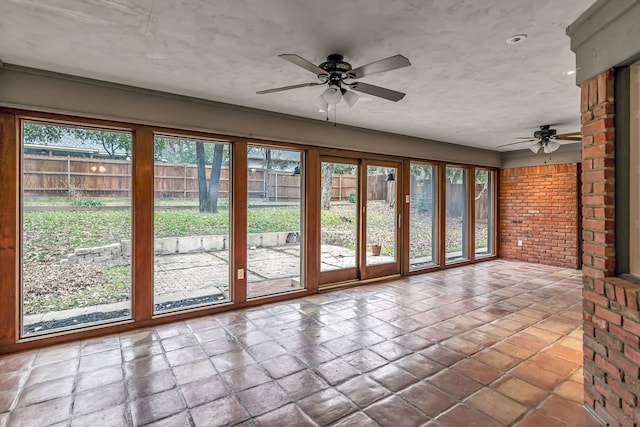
[371, 243, 382, 256]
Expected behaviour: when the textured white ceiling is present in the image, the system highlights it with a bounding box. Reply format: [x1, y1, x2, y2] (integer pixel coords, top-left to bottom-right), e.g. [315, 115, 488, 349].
[0, 0, 595, 151]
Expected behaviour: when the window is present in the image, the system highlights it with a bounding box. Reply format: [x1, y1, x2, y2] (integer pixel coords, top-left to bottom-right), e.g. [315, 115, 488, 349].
[246, 146, 303, 297]
[475, 169, 493, 256]
[446, 166, 467, 263]
[409, 162, 437, 270]
[153, 136, 231, 313]
[630, 63, 640, 277]
[21, 121, 132, 335]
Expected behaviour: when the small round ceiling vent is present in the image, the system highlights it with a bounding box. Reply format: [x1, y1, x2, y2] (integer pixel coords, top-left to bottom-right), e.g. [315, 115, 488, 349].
[506, 34, 527, 45]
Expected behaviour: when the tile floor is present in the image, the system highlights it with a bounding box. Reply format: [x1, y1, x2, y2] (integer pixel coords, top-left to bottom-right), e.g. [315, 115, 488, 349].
[0, 260, 602, 426]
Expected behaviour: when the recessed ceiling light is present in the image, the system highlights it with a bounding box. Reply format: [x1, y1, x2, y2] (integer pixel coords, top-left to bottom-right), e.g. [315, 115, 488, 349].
[563, 69, 576, 76]
[146, 53, 168, 60]
[506, 34, 527, 45]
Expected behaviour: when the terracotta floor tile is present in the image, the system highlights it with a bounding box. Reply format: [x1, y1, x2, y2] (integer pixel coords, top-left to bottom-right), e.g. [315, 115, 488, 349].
[511, 362, 565, 390]
[366, 396, 427, 427]
[255, 404, 315, 427]
[514, 411, 567, 427]
[126, 369, 176, 400]
[180, 376, 228, 408]
[452, 358, 502, 384]
[8, 396, 71, 427]
[538, 395, 602, 427]
[420, 344, 466, 366]
[277, 369, 329, 400]
[369, 340, 412, 361]
[341, 349, 388, 373]
[78, 348, 121, 372]
[122, 341, 164, 362]
[236, 382, 290, 417]
[331, 412, 380, 427]
[130, 388, 185, 426]
[160, 333, 199, 352]
[144, 411, 191, 427]
[33, 345, 79, 367]
[400, 383, 456, 417]
[467, 388, 528, 424]
[349, 330, 386, 347]
[429, 370, 482, 400]
[260, 353, 305, 379]
[544, 343, 583, 364]
[441, 336, 484, 356]
[394, 353, 444, 379]
[553, 380, 584, 403]
[124, 354, 170, 378]
[73, 382, 125, 416]
[223, 364, 271, 391]
[19, 376, 74, 407]
[80, 337, 120, 356]
[190, 395, 249, 427]
[298, 388, 357, 426]
[247, 341, 288, 361]
[370, 364, 418, 392]
[491, 341, 536, 360]
[473, 348, 519, 371]
[314, 358, 360, 385]
[293, 345, 336, 366]
[70, 404, 128, 427]
[529, 353, 579, 377]
[165, 344, 207, 367]
[337, 375, 390, 407]
[210, 350, 256, 373]
[76, 365, 123, 392]
[506, 332, 550, 352]
[172, 359, 217, 385]
[322, 336, 361, 356]
[26, 359, 77, 385]
[493, 375, 548, 407]
[436, 404, 502, 427]
[201, 337, 242, 357]
[119, 329, 157, 348]
[0, 389, 18, 413]
[0, 370, 28, 392]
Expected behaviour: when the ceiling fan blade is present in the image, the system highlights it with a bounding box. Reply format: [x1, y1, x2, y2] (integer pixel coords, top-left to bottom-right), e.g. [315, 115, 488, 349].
[278, 54, 328, 76]
[256, 82, 323, 95]
[554, 136, 582, 141]
[496, 140, 537, 148]
[348, 82, 405, 102]
[555, 131, 581, 137]
[350, 54, 411, 79]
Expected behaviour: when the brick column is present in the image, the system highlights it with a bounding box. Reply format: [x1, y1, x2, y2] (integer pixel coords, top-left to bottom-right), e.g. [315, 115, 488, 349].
[581, 69, 640, 426]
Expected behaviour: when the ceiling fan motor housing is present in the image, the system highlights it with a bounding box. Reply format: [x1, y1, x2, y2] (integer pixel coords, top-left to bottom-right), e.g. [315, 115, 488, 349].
[534, 125, 557, 141]
[319, 54, 353, 79]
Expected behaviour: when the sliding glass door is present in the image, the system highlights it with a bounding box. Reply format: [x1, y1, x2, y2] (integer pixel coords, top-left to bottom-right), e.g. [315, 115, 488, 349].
[319, 157, 401, 286]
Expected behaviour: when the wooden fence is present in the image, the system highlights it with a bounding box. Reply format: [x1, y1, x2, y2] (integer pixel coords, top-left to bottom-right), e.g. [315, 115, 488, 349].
[22, 155, 488, 216]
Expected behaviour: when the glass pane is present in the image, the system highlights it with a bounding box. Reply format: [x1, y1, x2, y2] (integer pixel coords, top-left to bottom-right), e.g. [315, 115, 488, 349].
[366, 165, 397, 266]
[153, 137, 231, 313]
[410, 163, 436, 270]
[22, 121, 132, 336]
[475, 169, 492, 256]
[247, 147, 303, 297]
[446, 166, 467, 263]
[320, 162, 358, 272]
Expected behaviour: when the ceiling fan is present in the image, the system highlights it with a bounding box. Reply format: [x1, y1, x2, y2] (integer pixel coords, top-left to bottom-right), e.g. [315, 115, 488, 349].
[256, 53, 411, 111]
[498, 125, 582, 153]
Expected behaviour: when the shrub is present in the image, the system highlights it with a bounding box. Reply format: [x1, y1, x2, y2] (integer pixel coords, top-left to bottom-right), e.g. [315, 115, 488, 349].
[73, 198, 103, 207]
[347, 189, 357, 203]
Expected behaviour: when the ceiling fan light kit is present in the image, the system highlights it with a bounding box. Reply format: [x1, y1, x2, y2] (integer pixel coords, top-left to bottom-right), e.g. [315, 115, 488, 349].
[257, 53, 411, 111]
[499, 124, 581, 154]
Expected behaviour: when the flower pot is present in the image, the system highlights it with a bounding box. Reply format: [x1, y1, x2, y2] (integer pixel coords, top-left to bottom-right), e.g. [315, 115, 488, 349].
[371, 244, 382, 256]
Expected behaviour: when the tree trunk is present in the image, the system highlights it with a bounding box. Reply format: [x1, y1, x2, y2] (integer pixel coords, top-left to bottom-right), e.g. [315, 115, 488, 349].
[321, 163, 335, 210]
[203, 144, 224, 213]
[196, 141, 207, 212]
[264, 149, 272, 201]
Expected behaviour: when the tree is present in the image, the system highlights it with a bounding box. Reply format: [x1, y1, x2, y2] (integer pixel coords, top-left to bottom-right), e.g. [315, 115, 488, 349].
[321, 163, 335, 210]
[195, 142, 225, 213]
[72, 129, 131, 159]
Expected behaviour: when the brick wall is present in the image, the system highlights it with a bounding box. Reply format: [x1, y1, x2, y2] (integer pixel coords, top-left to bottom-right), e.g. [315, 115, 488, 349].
[499, 164, 579, 269]
[581, 69, 640, 426]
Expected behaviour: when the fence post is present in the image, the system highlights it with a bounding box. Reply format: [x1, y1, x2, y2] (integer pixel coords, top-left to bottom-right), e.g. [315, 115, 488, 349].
[67, 155, 71, 196]
[339, 175, 342, 201]
[184, 164, 187, 198]
[275, 172, 278, 202]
